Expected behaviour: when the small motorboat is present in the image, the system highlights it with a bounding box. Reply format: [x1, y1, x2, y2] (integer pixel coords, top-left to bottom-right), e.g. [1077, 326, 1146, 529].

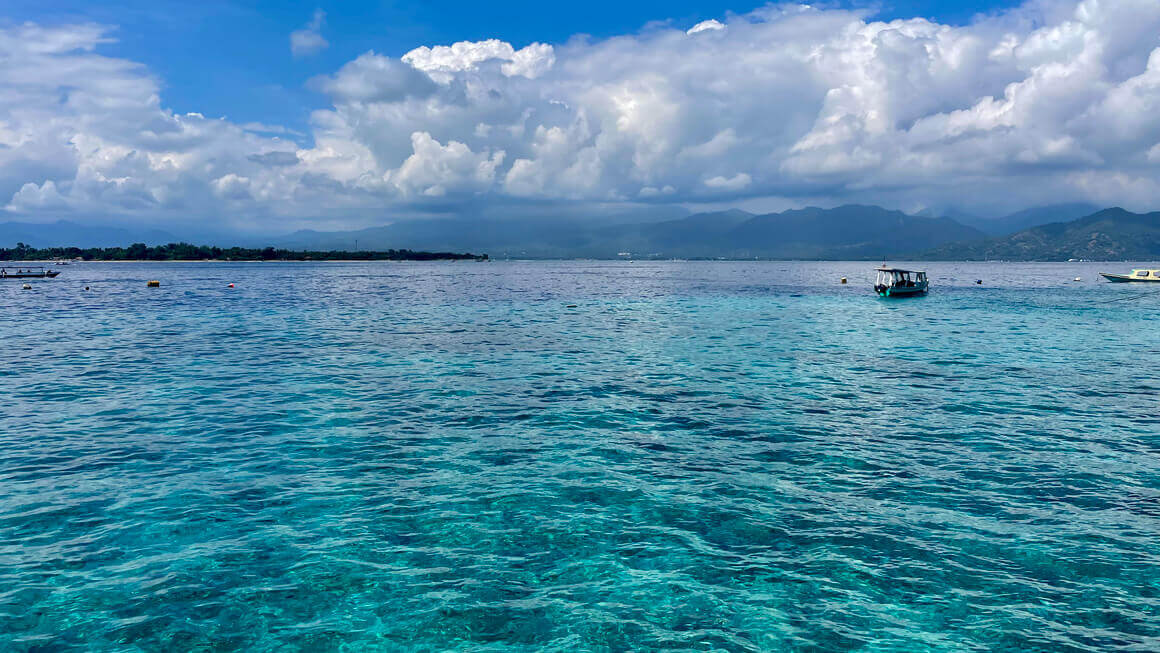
[1099, 269, 1160, 282]
[1, 266, 60, 279]
[874, 266, 928, 297]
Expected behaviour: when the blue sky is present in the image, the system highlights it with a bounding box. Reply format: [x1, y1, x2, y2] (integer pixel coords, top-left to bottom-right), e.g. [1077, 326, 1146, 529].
[5, 0, 1023, 138]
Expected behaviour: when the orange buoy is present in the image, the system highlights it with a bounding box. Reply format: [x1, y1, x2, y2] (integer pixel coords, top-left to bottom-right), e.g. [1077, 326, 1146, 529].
[147, 280, 160, 287]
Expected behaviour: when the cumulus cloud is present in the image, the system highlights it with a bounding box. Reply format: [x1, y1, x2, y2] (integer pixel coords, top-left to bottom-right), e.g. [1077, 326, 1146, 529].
[0, 22, 300, 227]
[388, 132, 505, 197]
[290, 9, 328, 57]
[704, 173, 752, 191]
[3, 0, 1160, 231]
[10, 180, 70, 210]
[687, 19, 726, 35]
[311, 52, 438, 102]
[401, 39, 556, 82]
[212, 173, 252, 200]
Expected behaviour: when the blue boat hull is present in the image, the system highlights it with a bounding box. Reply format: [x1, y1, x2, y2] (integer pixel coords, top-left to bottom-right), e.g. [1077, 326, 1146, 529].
[875, 284, 928, 297]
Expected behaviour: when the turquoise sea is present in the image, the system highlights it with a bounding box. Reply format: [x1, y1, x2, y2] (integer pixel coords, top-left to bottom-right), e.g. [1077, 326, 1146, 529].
[3, 260, 1160, 651]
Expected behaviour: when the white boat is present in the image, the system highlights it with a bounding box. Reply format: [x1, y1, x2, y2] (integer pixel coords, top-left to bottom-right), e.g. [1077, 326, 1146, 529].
[1, 266, 60, 279]
[874, 266, 928, 297]
[1099, 269, 1160, 282]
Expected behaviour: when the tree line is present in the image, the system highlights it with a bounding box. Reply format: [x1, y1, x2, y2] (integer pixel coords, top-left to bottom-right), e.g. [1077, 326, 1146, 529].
[0, 242, 487, 262]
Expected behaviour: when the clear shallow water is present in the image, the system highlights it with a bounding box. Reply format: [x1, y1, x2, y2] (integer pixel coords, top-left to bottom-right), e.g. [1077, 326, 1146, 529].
[3, 260, 1160, 651]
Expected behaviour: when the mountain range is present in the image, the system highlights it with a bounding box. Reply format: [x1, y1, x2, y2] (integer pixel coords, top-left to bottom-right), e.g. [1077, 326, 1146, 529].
[269, 203, 1126, 259]
[3, 204, 1158, 260]
[914, 203, 1100, 236]
[924, 208, 1160, 261]
[268, 205, 986, 259]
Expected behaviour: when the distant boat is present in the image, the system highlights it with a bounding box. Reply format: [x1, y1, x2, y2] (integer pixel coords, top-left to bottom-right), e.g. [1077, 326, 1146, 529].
[1099, 269, 1160, 282]
[1, 266, 60, 279]
[874, 266, 928, 297]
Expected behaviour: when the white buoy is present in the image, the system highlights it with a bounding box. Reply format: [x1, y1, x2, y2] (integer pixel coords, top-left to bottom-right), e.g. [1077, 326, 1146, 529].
[1074, 277, 1082, 282]
[22, 283, 31, 290]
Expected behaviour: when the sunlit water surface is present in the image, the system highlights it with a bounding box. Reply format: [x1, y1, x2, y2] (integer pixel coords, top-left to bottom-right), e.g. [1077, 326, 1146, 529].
[3, 261, 1160, 651]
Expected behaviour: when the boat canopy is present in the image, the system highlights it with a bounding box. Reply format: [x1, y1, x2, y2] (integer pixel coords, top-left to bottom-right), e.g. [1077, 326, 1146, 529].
[876, 268, 927, 287]
[875, 266, 925, 274]
[1, 265, 48, 272]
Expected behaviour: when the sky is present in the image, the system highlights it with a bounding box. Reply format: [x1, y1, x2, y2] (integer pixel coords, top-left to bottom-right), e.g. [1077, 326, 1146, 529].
[2, 0, 1159, 235]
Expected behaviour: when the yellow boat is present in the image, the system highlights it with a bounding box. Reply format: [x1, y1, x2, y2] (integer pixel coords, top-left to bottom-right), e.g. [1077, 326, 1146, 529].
[1099, 269, 1160, 282]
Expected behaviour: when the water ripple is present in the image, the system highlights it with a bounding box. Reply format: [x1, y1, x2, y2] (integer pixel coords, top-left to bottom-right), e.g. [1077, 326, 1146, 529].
[2, 261, 1159, 650]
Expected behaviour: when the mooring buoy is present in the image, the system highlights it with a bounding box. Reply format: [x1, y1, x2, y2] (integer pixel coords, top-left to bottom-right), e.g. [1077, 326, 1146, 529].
[147, 280, 160, 287]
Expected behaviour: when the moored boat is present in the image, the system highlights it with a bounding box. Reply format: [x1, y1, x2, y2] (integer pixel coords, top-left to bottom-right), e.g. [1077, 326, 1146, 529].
[874, 266, 928, 297]
[1099, 269, 1160, 282]
[1, 266, 60, 279]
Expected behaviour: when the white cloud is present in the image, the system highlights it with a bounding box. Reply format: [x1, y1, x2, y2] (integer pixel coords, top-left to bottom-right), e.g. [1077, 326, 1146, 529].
[687, 19, 725, 35]
[212, 173, 252, 200]
[500, 43, 556, 80]
[704, 173, 752, 191]
[9, 180, 70, 210]
[639, 185, 675, 198]
[387, 131, 505, 197]
[401, 39, 556, 83]
[290, 9, 328, 58]
[4, 0, 1160, 232]
[312, 52, 438, 102]
[0, 23, 301, 228]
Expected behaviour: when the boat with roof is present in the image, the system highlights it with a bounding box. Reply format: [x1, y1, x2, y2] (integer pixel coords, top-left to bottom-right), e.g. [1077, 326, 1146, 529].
[1099, 268, 1160, 282]
[874, 266, 928, 297]
[1, 266, 60, 279]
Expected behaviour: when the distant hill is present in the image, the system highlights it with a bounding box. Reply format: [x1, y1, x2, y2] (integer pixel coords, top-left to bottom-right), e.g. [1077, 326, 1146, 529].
[0, 220, 177, 247]
[952, 203, 1101, 236]
[916, 206, 983, 225]
[271, 205, 984, 259]
[724, 205, 984, 259]
[925, 208, 1160, 260]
